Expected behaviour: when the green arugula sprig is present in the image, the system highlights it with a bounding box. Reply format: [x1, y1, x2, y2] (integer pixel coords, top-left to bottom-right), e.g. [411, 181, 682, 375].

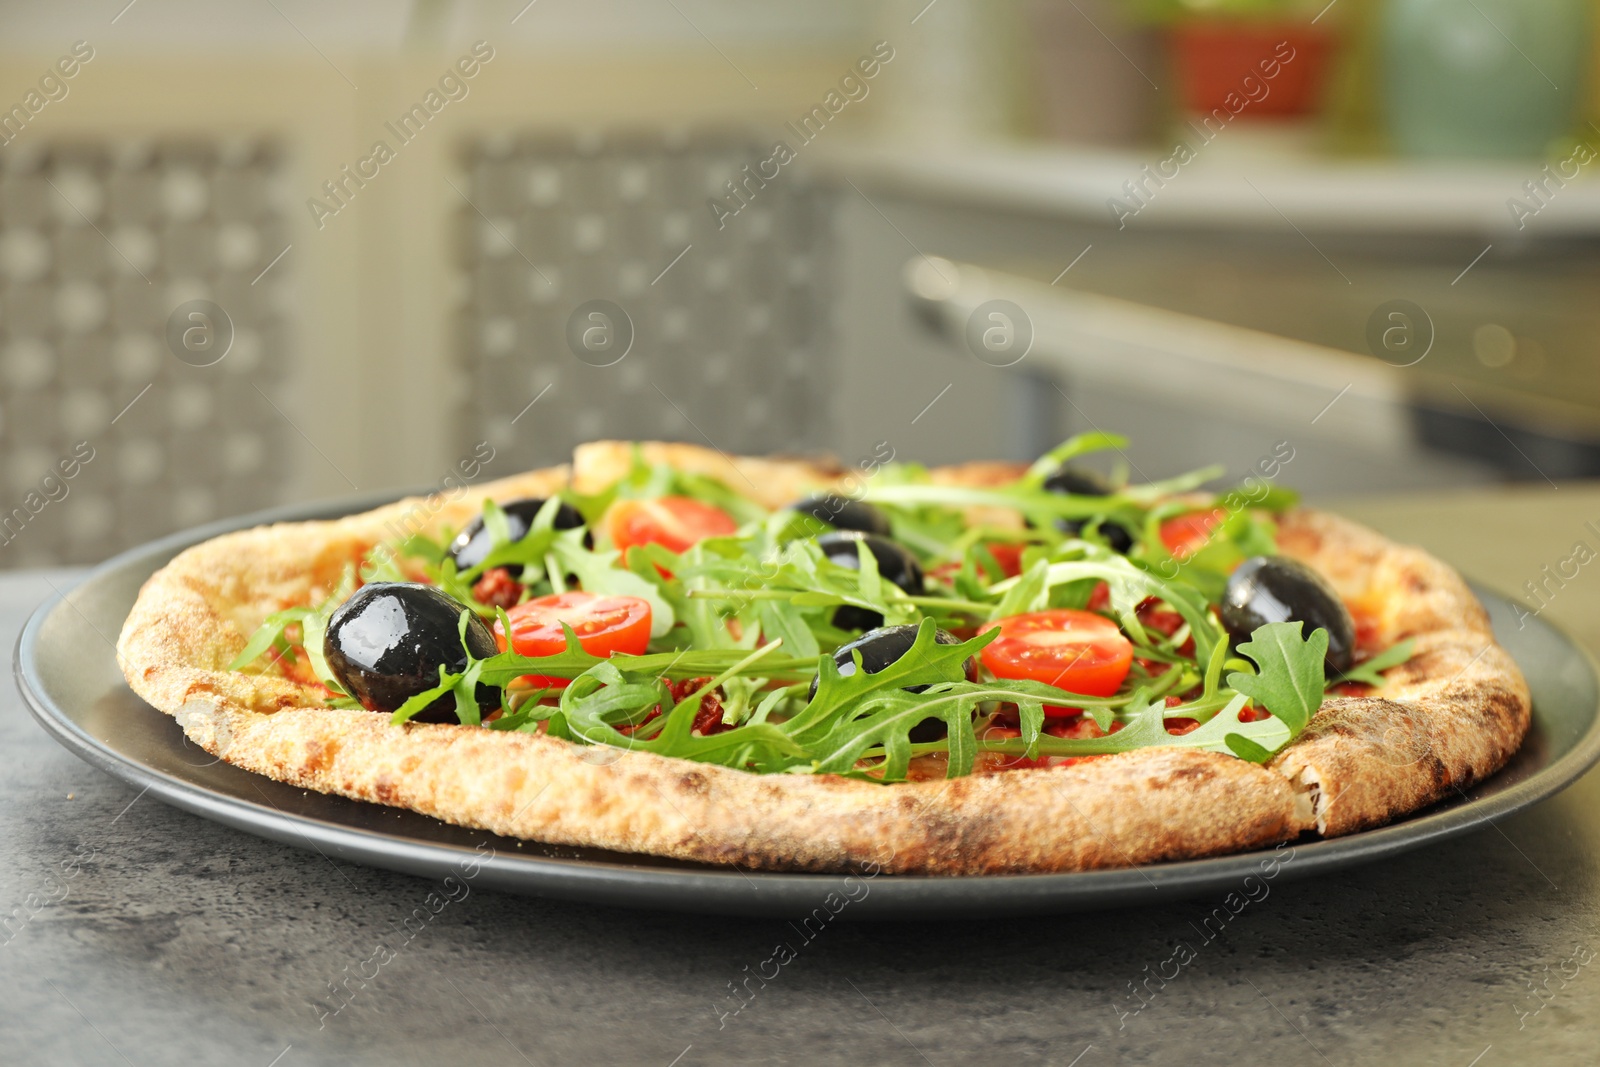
[1331, 638, 1416, 689]
[861, 432, 1296, 601]
[228, 565, 358, 704]
[379, 617, 1327, 780]
[228, 431, 1419, 779]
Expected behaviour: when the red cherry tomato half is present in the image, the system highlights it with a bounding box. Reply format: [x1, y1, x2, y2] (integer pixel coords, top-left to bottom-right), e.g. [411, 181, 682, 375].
[979, 609, 1134, 711]
[1159, 508, 1227, 560]
[495, 591, 652, 690]
[607, 497, 738, 556]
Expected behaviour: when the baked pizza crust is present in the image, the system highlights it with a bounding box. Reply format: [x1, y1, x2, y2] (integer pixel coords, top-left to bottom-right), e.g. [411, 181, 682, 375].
[115, 443, 1530, 875]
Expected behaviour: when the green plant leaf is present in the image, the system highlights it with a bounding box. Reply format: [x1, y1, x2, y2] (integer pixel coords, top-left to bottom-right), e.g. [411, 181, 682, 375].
[812, 676, 1091, 781]
[782, 619, 994, 743]
[228, 606, 311, 671]
[992, 557, 1051, 619]
[1018, 431, 1129, 488]
[548, 533, 676, 637]
[231, 567, 355, 699]
[1226, 621, 1328, 736]
[1330, 638, 1416, 690]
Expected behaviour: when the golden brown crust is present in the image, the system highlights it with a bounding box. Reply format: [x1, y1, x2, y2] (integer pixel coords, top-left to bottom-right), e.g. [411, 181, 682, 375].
[1270, 509, 1531, 836]
[116, 444, 1529, 874]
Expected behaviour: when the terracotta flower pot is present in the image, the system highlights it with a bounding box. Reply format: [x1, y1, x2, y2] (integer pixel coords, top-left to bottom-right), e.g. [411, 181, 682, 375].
[1169, 22, 1335, 117]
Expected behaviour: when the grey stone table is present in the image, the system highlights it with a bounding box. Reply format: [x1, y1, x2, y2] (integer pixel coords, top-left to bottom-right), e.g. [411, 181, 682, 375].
[5, 486, 1600, 1066]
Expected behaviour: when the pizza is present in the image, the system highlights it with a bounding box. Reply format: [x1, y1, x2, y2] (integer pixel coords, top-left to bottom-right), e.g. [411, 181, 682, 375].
[115, 434, 1531, 875]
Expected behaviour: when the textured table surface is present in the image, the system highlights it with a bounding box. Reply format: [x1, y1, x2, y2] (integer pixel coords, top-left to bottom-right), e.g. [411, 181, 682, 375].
[4, 485, 1600, 1067]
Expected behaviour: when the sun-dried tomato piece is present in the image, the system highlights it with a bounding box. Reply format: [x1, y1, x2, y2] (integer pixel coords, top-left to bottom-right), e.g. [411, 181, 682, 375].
[472, 567, 524, 610]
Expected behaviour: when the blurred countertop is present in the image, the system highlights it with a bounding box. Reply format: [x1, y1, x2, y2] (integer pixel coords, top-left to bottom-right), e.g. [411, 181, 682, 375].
[5, 482, 1600, 1064]
[818, 137, 1600, 235]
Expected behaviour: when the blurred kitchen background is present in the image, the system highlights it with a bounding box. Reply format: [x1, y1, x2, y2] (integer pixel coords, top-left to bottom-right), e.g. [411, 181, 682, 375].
[1, 0, 1598, 566]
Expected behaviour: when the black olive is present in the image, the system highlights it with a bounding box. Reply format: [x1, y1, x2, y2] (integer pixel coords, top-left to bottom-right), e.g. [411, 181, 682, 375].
[1042, 465, 1114, 497]
[786, 494, 893, 538]
[325, 583, 500, 721]
[1039, 464, 1133, 553]
[448, 497, 589, 575]
[816, 531, 925, 631]
[1220, 556, 1356, 675]
[807, 623, 969, 700]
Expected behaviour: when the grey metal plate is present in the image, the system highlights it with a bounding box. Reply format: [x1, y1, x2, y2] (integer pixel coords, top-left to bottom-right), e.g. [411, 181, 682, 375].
[15, 494, 1600, 919]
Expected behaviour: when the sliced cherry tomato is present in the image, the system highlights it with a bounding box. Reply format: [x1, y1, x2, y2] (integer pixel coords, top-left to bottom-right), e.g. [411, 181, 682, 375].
[1159, 508, 1227, 560]
[495, 591, 652, 690]
[979, 609, 1134, 713]
[607, 496, 738, 558]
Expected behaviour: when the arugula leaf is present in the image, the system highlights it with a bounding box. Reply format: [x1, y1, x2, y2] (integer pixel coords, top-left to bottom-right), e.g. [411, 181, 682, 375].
[1018, 432, 1130, 488]
[992, 557, 1050, 619]
[966, 689, 1290, 762]
[545, 653, 811, 773]
[232, 430, 1341, 779]
[994, 556, 1225, 664]
[610, 455, 768, 526]
[360, 545, 412, 584]
[755, 598, 821, 659]
[853, 530, 883, 606]
[229, 566, 355, 700]
[1226, 622, 1328, 737]
[228, 606, 311, 671]
[387, 610, 499, 727]
[814, 676, 1098, 781]
[1193, 694, 1292, 762]
[540, 532, 673, 638]
[1330, 638, 1416, 690]
[783, 620, 993, 743]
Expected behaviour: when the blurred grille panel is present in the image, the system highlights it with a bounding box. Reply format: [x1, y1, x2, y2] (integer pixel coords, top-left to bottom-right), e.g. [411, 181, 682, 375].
[452, 131, 834, 470]
[0, 139, 290, 566]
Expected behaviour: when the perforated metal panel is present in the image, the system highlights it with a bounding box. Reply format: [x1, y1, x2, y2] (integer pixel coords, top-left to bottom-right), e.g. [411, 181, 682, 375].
[0, 139, 291, 566]
[452, 130, 835, 470]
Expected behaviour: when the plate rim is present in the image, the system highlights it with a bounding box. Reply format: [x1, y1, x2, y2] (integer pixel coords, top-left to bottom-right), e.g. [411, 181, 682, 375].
[16, 493, 1600, 917]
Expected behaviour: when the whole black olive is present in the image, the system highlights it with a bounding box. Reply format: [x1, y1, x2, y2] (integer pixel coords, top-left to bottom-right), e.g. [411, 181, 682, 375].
[1040, 464, 1133, 553]
[816, 531, 925, 631]
[449, 497, 589, 575]
[325, 583, 500, 721]
[807, 624, 969, 700]
[786, 494, 893, 538]
[1221, 556, 1356, 675]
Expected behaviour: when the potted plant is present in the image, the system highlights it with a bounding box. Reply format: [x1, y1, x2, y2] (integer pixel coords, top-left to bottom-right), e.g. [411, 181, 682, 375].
[1126, 0, 1338, 118]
